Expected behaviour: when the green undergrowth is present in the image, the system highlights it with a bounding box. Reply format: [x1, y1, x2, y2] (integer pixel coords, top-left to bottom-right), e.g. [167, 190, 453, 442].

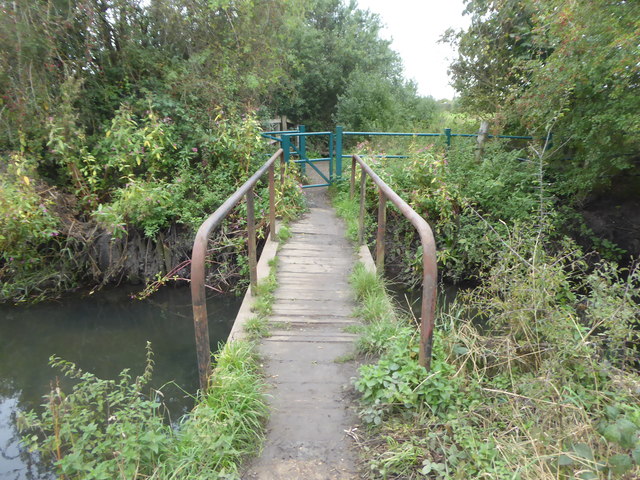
[331, 184, 360, 244]
[245, 257, 279, 340]
[334, 140, 631, 290]
[20, 340, 268, 480]
[349, 263, 412, 358]
[276, 224, 292, 243]
[347, 239, 640, 479]
[150, 340, 268, 479]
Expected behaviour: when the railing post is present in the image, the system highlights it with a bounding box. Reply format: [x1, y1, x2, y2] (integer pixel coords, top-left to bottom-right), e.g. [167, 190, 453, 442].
[358, 169, 366, 245]
[269, 162, 276, 240]
[246, 189, 258, 295]
[419, 247, 438, 372]
[192, 251, 212, 391]
[279, 146, 285, 181]
[190, 149, 282, 392]
[299, 125, 306, 175]
[336, 126, 343, 179]
[328, 132, 334, 181]
[376, 189, 386, 271]
[282, 135, 291, 166]
[350, 156, 356, 199]
[444, 128, 452, 147]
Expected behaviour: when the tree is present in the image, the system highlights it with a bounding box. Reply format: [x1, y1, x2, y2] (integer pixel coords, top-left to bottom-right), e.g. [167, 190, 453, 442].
[334, 73, 438, 132]
[445, 0, 640, 197]
[273, 0, 403, 131]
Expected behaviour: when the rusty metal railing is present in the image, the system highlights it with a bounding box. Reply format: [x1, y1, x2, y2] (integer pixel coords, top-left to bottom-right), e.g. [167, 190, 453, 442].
[191, 149, 283, 390]
[350, 154, 438, 370]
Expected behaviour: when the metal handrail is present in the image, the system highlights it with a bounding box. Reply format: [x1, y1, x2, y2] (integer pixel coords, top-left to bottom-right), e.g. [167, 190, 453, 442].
[191, 149, 283, 390]
[350, 154, 438, 371]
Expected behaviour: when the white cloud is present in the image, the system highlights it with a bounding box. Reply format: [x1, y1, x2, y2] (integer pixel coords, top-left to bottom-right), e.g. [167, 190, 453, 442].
[356, 0, 471, 100]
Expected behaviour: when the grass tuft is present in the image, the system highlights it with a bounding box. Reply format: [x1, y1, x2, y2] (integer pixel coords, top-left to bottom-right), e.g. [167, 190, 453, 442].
[152, 341, 269, 480]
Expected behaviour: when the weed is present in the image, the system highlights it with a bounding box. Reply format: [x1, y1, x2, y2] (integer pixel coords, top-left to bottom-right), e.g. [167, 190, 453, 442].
[352, 232, 640, 479]
[246, 254, 278, 339]
[277, 224, 291, 243]
[343, 324, 363, 334]
[21, 342, 270, 480]
[20, 343, 172, 479]
[245, 316, 270, 340]
[330, 187, 360, 243]
[150, 341, 269, 480]
[334, 353, 356, 364]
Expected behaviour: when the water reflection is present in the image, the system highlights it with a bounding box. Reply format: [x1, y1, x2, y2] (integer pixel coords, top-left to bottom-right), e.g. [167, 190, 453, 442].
[0, 287, 240, 479]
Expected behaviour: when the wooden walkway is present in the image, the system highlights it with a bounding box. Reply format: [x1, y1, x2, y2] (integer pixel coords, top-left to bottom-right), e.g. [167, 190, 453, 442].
[244, 191, 361, 479]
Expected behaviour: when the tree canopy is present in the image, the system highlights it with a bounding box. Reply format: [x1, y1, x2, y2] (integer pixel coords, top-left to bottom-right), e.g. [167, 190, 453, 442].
[445, 0, 640, 197]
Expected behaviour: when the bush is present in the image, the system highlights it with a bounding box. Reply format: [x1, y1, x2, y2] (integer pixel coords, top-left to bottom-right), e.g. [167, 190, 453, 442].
[20, 344, 171, 480]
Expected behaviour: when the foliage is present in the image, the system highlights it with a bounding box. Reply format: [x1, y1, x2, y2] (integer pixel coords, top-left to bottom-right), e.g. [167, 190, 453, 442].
[0, 154, 75, 302]
[0, 0, 313, 302]
[334, 74, 439, 132]
[350, 230, 640, 479]
[331, 185, 360, 242]
[343, 140, 544, 285]
[348, 262, 412, 356]
[21, 340, 269, 480]
[0, 155, 60, 261]
[151, 341, 268, 480]
[445, 0, 640, 197]
[20, 343, 171, 479]
[245, 257, 279, 340]
[271, 0, 444, 133]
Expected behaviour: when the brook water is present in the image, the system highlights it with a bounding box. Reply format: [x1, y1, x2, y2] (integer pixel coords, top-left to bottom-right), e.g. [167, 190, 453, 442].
[0, 287, 241, 480]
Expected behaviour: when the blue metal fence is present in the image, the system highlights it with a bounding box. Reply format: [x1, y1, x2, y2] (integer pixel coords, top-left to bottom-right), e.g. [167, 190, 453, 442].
[261, 126, 539, 187]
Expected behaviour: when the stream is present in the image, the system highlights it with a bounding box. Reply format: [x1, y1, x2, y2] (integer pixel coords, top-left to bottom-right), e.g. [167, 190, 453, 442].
[0, 287, 241, 480]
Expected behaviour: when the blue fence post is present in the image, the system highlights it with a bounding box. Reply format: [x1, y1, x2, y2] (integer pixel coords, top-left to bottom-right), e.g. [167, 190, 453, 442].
[328, 132, 334, 181]
[299, 125, 306, 175]
[444, 128, 452, 147]
[282, 134, 290, 166]
[335, 126, 343, 179]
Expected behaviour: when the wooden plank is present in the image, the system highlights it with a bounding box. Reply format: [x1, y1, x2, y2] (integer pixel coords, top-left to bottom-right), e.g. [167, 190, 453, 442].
[268, 316, 358, 325]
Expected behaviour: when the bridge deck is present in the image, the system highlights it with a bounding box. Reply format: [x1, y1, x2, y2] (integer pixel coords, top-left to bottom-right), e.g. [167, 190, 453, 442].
[244, 190, 361, 479]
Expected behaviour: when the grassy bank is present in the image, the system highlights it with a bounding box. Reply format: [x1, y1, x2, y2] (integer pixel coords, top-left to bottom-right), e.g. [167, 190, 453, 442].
[335, 159, 640, 479]
[347, 258, 640, 479]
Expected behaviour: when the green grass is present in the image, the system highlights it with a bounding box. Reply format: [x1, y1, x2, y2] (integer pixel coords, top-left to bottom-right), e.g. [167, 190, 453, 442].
[244, 316, 270, 339]
[330, 187, 360, 243]
[333, 352, 356, 364]
[150, 341, 268, 480]
[350, 263, 396, 323]
[246, 255, 278, 340]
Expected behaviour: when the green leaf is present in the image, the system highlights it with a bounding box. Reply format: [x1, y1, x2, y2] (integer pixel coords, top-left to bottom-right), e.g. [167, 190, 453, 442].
[578, 471, 598, 480]
[615, 418, 638, 449]
[558, 454, 574, 466]
[453, 345, 470, 355]
[602, 423, 622, 445]
[605, 405, 620, 420]
[608, 454, 633, 475]
[572, 443, 594, 461]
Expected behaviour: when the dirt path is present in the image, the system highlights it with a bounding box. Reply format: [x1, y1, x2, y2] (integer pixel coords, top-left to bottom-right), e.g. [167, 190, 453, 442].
[244, 186, 361, 479]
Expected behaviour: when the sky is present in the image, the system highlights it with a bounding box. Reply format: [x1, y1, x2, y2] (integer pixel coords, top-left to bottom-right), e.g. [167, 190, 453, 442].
[354, 0, 471, 100]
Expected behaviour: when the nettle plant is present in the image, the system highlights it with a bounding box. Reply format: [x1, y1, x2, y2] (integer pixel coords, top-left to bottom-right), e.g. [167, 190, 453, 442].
[19, 343, 171, 480]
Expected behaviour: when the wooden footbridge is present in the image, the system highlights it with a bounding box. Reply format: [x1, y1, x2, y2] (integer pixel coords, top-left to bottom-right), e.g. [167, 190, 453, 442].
[189, 136, 438, 478]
